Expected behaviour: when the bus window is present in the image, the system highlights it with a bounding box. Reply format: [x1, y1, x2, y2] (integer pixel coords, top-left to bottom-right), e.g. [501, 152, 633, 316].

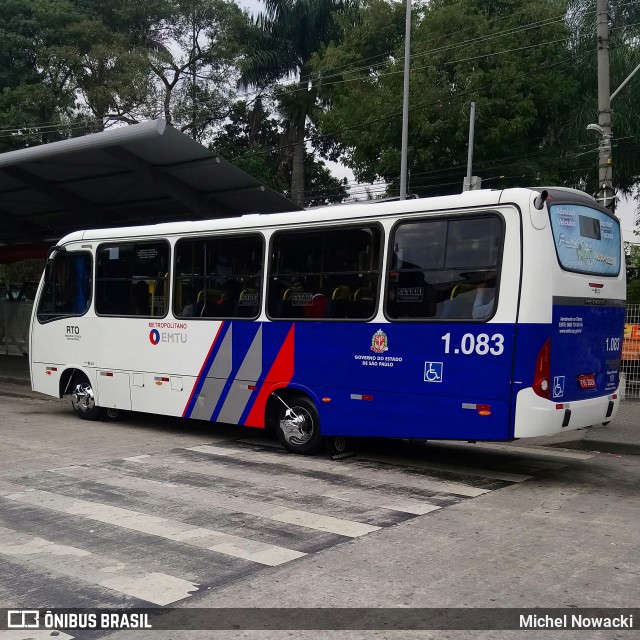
[95, 241, 169, 317]
[386, 215, 503, 321]
[267, 225, 381, 320]
[36, 252, 92, 323]
[173, 234, 263, 319]
[548, 204, 621, 276]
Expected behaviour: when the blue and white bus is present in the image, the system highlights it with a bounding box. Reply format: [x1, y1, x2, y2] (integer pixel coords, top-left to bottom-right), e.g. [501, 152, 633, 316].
[30, 187, 625, 454]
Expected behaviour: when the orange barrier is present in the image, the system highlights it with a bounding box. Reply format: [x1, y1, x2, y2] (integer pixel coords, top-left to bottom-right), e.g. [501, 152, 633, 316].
[622, 324, 640, 361]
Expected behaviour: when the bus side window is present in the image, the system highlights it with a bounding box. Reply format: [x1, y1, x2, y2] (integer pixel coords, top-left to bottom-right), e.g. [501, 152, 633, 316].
[387, 216, 502, 321]
[36, 252, 92, 323]
[95, 241, 169, 317]
[267, 225, 381, 321]
[173, 234, 263, 320]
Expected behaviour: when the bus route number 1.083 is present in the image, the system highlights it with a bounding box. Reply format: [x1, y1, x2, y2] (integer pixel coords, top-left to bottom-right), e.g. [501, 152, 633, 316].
[441, 332, 505, 356]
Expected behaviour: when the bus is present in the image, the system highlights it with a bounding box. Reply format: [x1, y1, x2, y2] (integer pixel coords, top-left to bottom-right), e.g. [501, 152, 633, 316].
[30, 187, 625, 455]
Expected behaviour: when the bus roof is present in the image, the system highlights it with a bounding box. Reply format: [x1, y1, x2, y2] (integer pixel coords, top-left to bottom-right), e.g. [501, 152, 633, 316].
[56, 187, 602, 244]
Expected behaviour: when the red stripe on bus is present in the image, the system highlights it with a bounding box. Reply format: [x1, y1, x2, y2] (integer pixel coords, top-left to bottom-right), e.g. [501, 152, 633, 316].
[243, 325, 295, 428]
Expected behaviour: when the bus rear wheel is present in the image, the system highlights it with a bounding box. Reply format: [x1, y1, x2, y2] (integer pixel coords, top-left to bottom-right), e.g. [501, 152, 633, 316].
[70, 376, 100, 421]
[275, 395, 322, 455]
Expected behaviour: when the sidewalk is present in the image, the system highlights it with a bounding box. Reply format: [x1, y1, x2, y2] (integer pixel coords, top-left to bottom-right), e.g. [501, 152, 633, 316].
[0, 354, 637, 455]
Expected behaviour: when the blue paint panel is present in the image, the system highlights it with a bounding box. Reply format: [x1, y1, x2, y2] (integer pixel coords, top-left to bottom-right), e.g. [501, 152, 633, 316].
[550, 304, 624, 402]
[282, 322, 517, 440]
[315, 388, 511, 439]
[259, 322, 295, 380]
[197, 311, 622, 439]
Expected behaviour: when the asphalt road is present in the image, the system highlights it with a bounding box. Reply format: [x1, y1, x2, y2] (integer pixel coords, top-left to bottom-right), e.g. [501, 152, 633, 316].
[0, 383, 638, 640]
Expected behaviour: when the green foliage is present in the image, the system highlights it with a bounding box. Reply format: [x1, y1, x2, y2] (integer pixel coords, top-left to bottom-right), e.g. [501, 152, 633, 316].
[211, 99, 348, 206]
[0, 259, 45, 286]
[0, 0, 252, 147]
[566, 1, 640, 197]
[625, 242, 640, 304]
[240, 0, 355, 205]
[314, 0, 585, 194]
[145, 0, 252, 139]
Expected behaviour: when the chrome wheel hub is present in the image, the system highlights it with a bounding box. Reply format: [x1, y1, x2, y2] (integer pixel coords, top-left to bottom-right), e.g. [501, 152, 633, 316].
[280, 407, 313, 445]
[71, 382, 95, 414]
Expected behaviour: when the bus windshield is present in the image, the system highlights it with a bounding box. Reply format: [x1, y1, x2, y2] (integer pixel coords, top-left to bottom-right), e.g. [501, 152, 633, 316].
[548, 203, 621, 277]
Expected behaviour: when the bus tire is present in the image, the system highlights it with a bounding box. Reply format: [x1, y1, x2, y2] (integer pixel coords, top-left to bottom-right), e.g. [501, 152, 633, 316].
[275, 395, 323, 455]
[70, 375, 100, 421]
[101, 407, 122, 421]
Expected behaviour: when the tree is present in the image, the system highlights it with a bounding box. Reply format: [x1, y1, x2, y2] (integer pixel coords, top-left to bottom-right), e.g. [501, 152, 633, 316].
[145, 0, 252, 140]
[625, 242, 640, 304]
[240, 0, 355, 206]
[211, 98, 348, 206]
[566, 1, 640, 201]
[313, 0, 589, 196]
[0, 0, 85, 151]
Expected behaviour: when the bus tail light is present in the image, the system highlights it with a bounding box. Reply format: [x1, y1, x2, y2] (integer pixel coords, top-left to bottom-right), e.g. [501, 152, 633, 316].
[532, 338, 551, 399]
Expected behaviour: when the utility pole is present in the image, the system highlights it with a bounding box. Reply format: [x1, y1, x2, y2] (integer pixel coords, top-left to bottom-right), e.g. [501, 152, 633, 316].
[399, 0, 412, 200]
[596, 0, 613, 207]
[464, 102, 476, 191]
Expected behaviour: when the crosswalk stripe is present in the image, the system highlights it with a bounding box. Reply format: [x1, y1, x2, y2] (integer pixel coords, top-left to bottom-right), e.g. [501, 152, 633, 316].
[4, 490, 306, 567]
[122, 454, 152, 463]
[46, 468, 381, 538]
[109, 452, 444, 516]
[186, 445, 490, 497]
[0, 524, 198, 606]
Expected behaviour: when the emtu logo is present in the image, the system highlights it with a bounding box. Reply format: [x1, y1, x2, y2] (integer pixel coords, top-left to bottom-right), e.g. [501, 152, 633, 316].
[149, 329, 160, 345]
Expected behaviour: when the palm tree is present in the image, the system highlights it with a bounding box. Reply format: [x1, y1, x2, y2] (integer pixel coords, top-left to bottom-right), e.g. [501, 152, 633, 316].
[240, 0, 353, 206]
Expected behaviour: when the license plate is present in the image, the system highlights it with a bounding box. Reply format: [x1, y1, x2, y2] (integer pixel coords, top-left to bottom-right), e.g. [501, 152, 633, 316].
[578, 374, 596, 389]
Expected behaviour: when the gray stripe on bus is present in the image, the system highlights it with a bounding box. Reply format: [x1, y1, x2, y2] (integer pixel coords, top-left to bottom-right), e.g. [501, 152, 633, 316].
[190, 325, 234, 420]
[218, 325, 263, 424]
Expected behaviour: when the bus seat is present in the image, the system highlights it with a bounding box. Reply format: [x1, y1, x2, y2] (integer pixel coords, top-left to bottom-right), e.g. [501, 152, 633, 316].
[200, 290, 221, 317]
[279, 286, 304, 318]
[304, 293, 328, 318]
[237, 288, 258, 317]
[348, 287, 374, 318]
[354, 286, 372, 301]
[439, 288, 477, 319]
[450, 283, 476, 300]
[327, 285, 351, 318]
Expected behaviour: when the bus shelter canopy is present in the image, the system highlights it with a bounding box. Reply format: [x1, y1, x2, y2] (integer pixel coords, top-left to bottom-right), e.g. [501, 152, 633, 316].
[0, 119, 301, 261]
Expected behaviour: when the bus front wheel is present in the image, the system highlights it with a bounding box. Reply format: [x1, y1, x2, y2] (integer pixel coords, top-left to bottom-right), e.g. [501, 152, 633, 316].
[71, 376, 100, 421]
[275, 395, 322, 455]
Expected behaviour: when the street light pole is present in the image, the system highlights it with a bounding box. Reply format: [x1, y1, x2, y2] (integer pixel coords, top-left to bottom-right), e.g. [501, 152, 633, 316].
[596, 0, 613, 207]
[399, 0, 412, 200]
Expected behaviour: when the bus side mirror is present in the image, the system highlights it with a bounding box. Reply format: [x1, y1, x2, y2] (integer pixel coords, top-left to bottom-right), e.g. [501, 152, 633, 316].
[530, 190, 549, 230]
[533, 190, 548, 210]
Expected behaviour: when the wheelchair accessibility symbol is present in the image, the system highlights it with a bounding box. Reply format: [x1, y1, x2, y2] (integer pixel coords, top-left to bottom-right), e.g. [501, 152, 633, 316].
[424, 361, 443, 383]
[553, 375, 565, 398]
